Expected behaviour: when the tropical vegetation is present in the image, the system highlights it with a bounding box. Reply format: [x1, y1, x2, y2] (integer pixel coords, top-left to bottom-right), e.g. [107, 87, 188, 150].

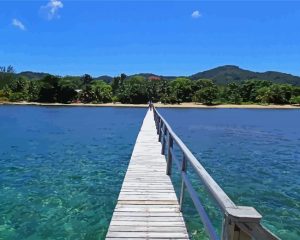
[1, 65, 300, 105]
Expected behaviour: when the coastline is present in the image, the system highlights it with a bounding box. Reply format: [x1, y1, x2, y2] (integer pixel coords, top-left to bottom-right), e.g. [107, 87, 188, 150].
[0, 101, 299, 109]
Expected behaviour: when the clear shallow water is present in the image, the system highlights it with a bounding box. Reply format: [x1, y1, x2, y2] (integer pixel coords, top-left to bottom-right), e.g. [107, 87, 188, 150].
[0, 106, 145, 240]
[1, 107, 299, 240]
[159, 108, 300, 240]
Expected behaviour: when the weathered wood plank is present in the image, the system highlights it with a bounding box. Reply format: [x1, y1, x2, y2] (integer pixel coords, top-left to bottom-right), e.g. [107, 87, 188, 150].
[106, 110, 189, 239]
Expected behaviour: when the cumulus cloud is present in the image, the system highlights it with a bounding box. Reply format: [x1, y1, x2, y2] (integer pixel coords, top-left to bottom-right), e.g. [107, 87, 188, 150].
[191, 10, 201, 19]
[12, 18, 26, 31]
[40, 0, 64, 20]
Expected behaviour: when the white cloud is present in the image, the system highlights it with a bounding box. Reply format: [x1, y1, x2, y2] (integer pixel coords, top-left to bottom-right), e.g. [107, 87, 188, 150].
[191, 10, 201, 19]
[12, 18, 26, 31]
[40, 0, 64, 20]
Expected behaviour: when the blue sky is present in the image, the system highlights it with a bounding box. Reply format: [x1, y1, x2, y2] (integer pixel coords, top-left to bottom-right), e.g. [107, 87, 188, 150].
[1, 1, 300, 77]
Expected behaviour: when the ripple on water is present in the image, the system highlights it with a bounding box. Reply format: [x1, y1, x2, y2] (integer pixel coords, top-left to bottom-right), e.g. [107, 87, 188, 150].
[0, 106, 145, 240]
[160, 108, 300, 240]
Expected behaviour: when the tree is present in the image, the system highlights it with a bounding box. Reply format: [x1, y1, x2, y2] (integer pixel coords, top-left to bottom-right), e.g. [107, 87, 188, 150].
[28, 81, 40, 102]
[120, 73, 127, 83]
[81, 74, 93, 86]
[240, 80, 272, 102]
[193, 85, 218, 105]
[170, 78, 193, 103]
[9, 77, 28, 93]
[79, 85, 96, 103]
[225, 83, 242, 104]
[268, 84, 292, 104]
[118, 76, 148, 104]
[192, 79, 215, 92]
[256, 87, 272, 103]
[38, 75, 60, 102]
[111, 76, 121, 94]
[2, 85, 11, 98]
[92, 81, 112, 103]
[290, 96, 300, 105]
[256, 84, 293, 104]
[57, 80, 78, 103]
[6, 65, 15, 73]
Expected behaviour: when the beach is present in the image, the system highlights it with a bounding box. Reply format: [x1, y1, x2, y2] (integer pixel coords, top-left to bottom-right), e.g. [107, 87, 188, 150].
[0, 101, 299, 109]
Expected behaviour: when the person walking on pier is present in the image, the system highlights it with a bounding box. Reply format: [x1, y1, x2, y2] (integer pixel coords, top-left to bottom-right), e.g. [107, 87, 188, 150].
[148, 99, 153, 111]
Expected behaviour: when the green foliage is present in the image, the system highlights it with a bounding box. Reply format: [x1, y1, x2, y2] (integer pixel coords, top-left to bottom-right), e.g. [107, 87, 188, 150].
[269, 84, 292, 104]
[38, 75, 60, 102]
[160, 94, 179, 104]
[2, 65, 300, 106]
[79, 85, 96, 103]
[92, 81, 112, 103]
[240, 80, 272, 102]
[0, 90, 9, 102]
[192, 79, 215, 92]
[290, 96, 300, 104]
[118, 76, 148, 104]
[111, 73, 127, 95]
[190, 65, 300, 86]
[9, 92, 27, 102]
[112, 96, 119, 103]
[9, 77, 29, 93]
[193, 85, 218, 105]
[292, 87, 300, 97]
[0, 72, 15, 89]
[256, 84, 293, 104]
[81, 74, 93, 86]
[28, 81, 40, 102]
[169, 78, 193, 103]
[224, 83, 242, 104]
[38, 75, 78, 103]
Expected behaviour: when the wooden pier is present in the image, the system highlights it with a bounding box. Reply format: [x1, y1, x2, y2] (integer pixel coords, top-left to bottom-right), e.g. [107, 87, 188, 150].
[106, 109, 189, 239]
[106, 108, 278, 240]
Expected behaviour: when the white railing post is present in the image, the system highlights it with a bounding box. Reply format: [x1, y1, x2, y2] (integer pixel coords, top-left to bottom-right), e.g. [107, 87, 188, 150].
[161, 124, 166, 155]
[221, 206, 278, 240]
[154, 108, 279, 240]
[158, 120, 163, 142]
[179, 154, 187, 211]
[166, 134, 173, 175]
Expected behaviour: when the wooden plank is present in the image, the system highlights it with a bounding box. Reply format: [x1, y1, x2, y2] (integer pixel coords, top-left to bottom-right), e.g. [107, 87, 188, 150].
[106, 232, 189, 238]
[106, 110, 189, 239]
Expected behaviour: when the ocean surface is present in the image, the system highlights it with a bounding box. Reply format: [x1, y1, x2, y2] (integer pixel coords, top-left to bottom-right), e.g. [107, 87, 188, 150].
[0, 106, 145, 240]
[159, 108, 300, 240]
[0, 106, 299, 240]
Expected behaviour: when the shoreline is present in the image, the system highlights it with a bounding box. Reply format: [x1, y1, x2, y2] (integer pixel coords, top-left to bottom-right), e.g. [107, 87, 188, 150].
[0, 101, 299, 109]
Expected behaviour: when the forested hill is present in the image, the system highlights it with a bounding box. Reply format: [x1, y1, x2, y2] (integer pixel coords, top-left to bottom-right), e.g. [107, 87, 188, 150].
[14, 65, 300, 86]
[190, 65, 300, 86]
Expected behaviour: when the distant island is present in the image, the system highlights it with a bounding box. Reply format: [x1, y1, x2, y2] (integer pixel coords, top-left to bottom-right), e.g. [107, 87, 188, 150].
[0, 65, 300, 106]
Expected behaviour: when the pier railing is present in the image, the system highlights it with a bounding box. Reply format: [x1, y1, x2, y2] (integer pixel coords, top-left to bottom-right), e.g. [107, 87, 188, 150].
[153, 108, 279, 240]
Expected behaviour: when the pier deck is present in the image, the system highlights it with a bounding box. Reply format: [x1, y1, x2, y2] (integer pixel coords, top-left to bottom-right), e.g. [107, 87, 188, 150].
[106, 110, 189, 239]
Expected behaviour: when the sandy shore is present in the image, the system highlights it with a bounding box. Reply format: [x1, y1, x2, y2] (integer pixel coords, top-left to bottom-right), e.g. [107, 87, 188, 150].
[0, 101, 299, 109]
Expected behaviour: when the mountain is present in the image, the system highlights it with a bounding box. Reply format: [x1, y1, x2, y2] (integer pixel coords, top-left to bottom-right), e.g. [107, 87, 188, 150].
[190, 65, 300, 85]
[7, 65, 300, 86]
[130, 73, 177, 80]
[18, 71, 49, 80]
[94, 75, 113, 83]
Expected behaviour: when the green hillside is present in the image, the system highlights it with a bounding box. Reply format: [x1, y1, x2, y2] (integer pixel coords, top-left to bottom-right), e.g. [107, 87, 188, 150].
[190, 65, 300, 85]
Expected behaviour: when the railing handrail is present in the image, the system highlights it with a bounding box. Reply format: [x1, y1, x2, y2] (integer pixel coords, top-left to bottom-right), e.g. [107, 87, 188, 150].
[154, 108, 236, 211]
[153, 107, 279, 240]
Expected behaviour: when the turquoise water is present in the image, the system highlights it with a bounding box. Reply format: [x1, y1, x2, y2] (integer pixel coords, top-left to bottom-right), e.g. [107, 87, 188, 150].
[159, 108, 300, 240]
[0, 106, 145, 240]
[1, 107, 299, 240]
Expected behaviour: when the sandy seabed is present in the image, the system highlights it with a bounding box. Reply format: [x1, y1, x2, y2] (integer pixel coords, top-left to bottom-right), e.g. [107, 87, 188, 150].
[0, 101, 299, 109]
